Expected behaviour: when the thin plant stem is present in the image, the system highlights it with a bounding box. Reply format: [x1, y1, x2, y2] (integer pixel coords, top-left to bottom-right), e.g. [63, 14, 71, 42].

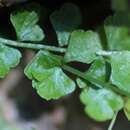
[0, 37, 66, 53]
[96, 50, 118, 56]
[108, 111, 118, 130]
[62, 65, 130, 97]
[1, 37, 130, 97]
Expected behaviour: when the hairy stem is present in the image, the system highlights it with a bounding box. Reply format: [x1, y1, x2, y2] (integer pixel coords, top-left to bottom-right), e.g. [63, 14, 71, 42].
[108, 111, 118, 130]
[0, 37, 66, 53]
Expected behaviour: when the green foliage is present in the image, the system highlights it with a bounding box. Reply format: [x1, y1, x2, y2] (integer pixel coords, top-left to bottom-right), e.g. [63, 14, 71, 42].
[0, 2, 130, 129]
[80, 87, 124, 121]
[104, 12, 130, 50]
[11, 9, 44, 41]
[85, 58, 106, 81]
[64, 30, 102, 63]
[124, 98, 130, 120]
[0, 44, 21, 78]
[50, 3, 82, 46]
[24, 50, 75, 100]
[109, 51, 130, 94]
[76, 78, 87, 89]
[112, 0, 128, 11]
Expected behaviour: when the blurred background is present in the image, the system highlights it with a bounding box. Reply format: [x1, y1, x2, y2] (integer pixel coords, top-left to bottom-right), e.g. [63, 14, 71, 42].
[0, 0, 130, 130]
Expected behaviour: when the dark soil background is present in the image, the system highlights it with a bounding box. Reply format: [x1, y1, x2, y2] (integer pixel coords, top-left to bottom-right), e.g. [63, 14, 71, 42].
[0, 0, 130, 130]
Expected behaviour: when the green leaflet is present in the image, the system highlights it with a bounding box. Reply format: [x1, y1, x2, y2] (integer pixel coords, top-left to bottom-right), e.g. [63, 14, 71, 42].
[76, 78, 87, 89]
[124, 98, 130, 120]
[64, 30, 102, 64]
[24, 50, 75, 100]
[109, 51, 130, 94]
[80, 87, 124, 121]
[79, 58, 123, 121]
[11, 9, 44, 41]
[85, 58, 106, 82]
[0, 44, 21, 78]
[50, 3, 82, 46]
[24, 51, 62, 81]
[77, 58, 124, 121]
[104, 12, 130, 50]
[32, 68, 75, 100]
[76, 58, 106, 88]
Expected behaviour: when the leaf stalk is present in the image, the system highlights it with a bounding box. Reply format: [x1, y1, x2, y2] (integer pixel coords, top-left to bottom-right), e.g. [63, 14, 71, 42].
[0, 37, 66, 53]
[108, 111, 118, 130]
